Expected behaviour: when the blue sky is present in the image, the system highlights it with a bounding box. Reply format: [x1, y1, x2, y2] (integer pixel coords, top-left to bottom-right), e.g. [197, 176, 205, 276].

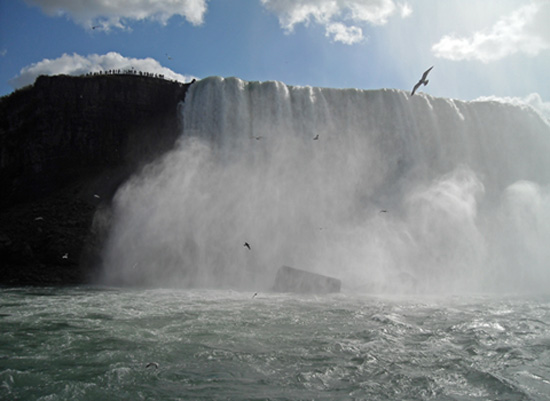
[1, 0, 549, 106]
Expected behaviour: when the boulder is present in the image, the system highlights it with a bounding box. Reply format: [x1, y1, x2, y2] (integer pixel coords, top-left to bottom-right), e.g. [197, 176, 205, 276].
[272, 265, 341, 294]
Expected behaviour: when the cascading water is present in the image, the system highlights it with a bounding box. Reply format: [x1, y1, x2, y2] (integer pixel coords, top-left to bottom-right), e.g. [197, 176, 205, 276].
[100, 77, 550, 293]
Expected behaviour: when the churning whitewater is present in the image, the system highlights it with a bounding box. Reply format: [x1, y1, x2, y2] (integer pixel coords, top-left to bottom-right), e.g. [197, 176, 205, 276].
[2, 288, 550, 401]
[101, 77, 550, 293]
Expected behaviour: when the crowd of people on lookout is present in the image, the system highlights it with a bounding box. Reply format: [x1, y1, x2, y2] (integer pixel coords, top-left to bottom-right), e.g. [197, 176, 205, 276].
[84, 69, 167, 80]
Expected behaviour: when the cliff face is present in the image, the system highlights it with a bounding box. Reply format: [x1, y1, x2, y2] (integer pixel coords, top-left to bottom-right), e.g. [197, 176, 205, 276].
[0, 74, 190, 285]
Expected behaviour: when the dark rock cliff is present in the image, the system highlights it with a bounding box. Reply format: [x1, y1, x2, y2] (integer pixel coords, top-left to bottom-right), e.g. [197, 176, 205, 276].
[0, 74, 190, 285]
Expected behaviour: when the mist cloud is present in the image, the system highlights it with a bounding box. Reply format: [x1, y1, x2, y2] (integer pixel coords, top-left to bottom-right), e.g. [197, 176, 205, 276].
[474, 93, 550, 125]
[100, 77, 550, 294]
[260, 0, 412, 44]
[24, 0, 207, 30]
[432, 2, 550, 62]
[9, 52, 195, 89]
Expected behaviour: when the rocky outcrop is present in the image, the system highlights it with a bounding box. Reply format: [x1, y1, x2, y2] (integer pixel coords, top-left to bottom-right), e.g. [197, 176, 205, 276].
[0, 74, 190, 285]
[273, 266, 341, 294]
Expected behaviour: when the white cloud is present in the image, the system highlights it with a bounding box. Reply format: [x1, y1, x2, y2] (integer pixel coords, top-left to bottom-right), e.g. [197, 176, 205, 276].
[474, 93, 550, 125]
[24, 0, 207, 30]
[432, 2, 550, 63]
[325, 22, 363, 45]
[9, 52, 195, 89]
[399, 2, 412, 18]
[260, 0, 412, 44]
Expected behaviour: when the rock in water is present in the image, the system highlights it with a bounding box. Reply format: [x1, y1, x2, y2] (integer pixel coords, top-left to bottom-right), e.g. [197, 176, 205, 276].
[272, 266, 341, 294]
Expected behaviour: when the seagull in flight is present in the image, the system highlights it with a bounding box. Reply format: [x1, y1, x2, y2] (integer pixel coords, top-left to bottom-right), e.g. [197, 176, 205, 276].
[244, 242, 251, 250]
[411, 66, 433, 96]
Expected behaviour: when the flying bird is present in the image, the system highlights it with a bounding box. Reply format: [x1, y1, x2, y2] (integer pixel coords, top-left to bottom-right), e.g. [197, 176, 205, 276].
[244, 242, 251, 250]
[146, 362, 159, 369]
[411, 66, 433, 96]
[313, 134, 319, 140]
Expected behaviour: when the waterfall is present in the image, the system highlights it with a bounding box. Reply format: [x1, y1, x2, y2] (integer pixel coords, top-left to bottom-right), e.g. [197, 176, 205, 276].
[101, 76, 550, 293]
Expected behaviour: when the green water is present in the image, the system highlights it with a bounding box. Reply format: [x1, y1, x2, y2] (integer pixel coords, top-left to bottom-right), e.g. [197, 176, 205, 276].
[1, 287, 550, 400]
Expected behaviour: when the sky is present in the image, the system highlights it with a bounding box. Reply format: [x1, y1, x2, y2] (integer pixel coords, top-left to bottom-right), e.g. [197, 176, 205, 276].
[1, 0, 549, 107]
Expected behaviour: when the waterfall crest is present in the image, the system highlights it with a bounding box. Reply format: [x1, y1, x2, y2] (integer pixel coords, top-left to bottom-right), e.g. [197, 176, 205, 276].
[101, 77, 550, 293]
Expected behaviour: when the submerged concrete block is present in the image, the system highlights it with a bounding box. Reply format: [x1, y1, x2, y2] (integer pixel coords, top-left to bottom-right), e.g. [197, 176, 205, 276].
[272, 265, 341, 294]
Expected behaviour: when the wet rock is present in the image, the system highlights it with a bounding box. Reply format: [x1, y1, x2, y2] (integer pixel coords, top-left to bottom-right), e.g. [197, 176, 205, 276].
[272, 265, 341, 294]
[0, 74, 191, 285]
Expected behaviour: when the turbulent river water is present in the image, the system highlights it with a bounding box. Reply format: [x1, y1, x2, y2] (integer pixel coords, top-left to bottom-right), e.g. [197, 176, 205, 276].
[2, 287, 550, 400]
